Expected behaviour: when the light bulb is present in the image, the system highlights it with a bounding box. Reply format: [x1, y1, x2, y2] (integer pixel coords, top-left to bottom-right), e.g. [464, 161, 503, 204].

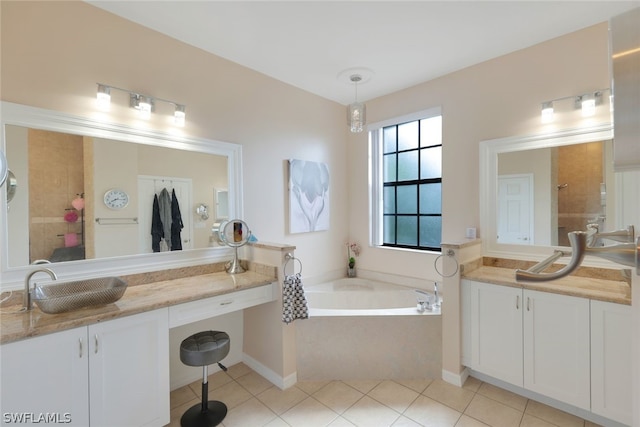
[96, 84, 111, 110]
[174, 105, 186, 126]
[581, 94, 596, 117]
[541, 101, 554, 123]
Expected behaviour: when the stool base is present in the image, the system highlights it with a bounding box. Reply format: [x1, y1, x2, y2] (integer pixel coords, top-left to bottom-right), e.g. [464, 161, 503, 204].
[180, 401, 227, 427]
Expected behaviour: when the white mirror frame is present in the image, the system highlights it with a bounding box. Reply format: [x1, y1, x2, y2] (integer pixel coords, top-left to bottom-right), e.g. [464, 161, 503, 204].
[480, 122, 615, 266]
[0, 102, 244, 289]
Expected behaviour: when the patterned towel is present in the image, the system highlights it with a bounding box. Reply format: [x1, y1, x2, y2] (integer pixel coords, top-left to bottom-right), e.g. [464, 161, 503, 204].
[282, 273, 309, 324]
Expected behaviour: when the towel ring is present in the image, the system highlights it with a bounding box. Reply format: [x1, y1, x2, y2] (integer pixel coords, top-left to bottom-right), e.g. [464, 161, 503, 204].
[284, 253, 303, 276]
[434, 249, 459, 278]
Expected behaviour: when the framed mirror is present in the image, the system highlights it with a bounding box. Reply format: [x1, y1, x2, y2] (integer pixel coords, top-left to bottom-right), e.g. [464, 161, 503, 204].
[0, 102, 244, 288]
[480, 123, 639, 266]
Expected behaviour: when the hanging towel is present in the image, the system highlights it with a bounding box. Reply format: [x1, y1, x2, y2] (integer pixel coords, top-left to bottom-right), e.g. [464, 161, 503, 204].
[158, 188, 172, 250]
[170, 188, 184, 251]
[151, 194, 163, 252]
[64, 233, 78, 248]
[282, 273, 309, 324]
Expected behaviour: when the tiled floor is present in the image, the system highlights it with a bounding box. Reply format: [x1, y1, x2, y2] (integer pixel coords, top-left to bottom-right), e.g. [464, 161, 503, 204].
[168, 363, 599, 427]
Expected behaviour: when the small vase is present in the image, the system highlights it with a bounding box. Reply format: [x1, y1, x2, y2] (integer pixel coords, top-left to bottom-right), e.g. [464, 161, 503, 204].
[347, 266, 356, 277]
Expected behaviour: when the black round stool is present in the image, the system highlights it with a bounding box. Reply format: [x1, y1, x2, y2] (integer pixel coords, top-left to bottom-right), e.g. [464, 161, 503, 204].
[179, 330, 230, 427]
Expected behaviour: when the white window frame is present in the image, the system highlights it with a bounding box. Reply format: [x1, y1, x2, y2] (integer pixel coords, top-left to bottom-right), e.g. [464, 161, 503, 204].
[368, 107, 443, 251]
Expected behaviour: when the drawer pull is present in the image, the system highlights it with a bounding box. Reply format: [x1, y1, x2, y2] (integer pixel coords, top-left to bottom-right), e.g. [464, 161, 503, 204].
[220, 300, 233, 306]
[94, 334, 99, 354]
[79, 338, 83, 358]
[516, 295, 520, 310]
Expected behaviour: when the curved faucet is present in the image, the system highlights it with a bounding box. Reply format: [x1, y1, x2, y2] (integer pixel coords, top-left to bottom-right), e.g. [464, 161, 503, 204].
[516, 231, 640, 282]
[587, 224, 634, 247]
[24, 268, 57, 310]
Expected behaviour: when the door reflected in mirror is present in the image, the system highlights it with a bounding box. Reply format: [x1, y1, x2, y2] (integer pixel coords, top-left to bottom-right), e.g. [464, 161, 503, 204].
[497, 140, 612, 246]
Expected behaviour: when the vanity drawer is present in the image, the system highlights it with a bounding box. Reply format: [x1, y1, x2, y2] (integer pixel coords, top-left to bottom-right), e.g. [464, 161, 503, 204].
[169, 283, 275, 328]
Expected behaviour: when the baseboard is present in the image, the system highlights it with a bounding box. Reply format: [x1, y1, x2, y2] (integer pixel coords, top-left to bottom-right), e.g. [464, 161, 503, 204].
[441, 368, 469, 387]
[243, 353, 297, 390]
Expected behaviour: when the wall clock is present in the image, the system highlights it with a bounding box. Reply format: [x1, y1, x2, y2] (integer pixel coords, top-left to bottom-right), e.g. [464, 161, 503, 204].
[103, 188, 129, 210]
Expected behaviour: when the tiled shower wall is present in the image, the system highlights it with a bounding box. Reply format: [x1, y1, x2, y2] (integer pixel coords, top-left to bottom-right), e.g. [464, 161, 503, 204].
[28, 129, 84, 262]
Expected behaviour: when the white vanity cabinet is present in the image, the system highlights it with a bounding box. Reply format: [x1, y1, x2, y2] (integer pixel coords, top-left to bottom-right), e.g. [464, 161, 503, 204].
[591, 300, 632, 425]
[462, 280, 590, 410]
[522, 289, 590, 410]
[0, 308, 169, 427]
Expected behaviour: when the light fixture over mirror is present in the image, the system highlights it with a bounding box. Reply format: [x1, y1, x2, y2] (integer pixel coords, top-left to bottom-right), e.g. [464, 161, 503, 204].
[0, 102, 243, 290]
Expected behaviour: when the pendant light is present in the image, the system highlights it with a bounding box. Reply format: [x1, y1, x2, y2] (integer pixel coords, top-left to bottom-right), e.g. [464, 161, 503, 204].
[347, 74, 366, 133]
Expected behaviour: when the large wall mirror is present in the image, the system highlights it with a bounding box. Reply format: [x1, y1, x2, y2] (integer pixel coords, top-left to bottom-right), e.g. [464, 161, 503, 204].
[0, 102, 243, 289]
[480, 123, 640, 266]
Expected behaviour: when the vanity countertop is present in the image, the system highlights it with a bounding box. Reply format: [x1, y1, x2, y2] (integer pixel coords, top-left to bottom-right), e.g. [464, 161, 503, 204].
[0, 270, 276, 345]
[463, 266, 631, 305]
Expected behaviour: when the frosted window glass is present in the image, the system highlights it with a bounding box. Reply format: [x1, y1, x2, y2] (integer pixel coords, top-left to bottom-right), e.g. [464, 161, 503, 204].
[383, 154, 396, 182]
[420, 116, 442, 147]
[398, 121, 419, 151]
[398, 151, 418, 181]
[384, 216, 395, 244]
[383, 126, 396, 153]
[419, 183, 442, 214]
[397, 185, 417, 214]
[397, 217, 417, 246]
[420, 146, 442, 179]
[383, 187, 395, 214]
[420, 217, 442, 247]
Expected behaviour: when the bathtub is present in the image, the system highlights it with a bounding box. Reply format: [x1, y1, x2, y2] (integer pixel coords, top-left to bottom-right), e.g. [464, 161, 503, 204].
[296, 278, 442, 381]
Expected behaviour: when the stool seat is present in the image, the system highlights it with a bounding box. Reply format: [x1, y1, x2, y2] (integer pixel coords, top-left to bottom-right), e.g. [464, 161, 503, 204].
[179, 330, 230, 427]
[180, 331, 230, 367]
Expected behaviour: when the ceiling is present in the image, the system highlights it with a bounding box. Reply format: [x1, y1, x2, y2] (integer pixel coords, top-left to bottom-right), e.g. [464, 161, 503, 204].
[87, 1, 638, 105]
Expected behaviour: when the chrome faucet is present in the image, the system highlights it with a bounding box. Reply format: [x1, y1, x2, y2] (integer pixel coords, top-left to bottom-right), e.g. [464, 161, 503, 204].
[586, 224, 635, 247]
[24, 268, 57, 310]
[433, 282, 441, 308]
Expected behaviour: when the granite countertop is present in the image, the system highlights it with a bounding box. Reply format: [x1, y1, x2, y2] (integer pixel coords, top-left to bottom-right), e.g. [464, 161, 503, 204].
[0, 270, 276, 345]
[463, 265, 631, 305]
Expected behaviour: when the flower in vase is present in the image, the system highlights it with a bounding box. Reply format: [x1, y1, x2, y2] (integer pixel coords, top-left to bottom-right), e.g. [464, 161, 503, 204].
[346, 242, 361, 268]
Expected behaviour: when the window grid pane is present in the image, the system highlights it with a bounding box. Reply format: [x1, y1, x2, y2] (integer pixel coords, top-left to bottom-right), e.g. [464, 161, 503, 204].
[379, 115, 442, 251]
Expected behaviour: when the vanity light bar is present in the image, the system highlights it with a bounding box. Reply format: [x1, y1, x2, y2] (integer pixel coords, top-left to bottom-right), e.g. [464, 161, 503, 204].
[96, 83, 186, 127]
[540, 88, 609, 123]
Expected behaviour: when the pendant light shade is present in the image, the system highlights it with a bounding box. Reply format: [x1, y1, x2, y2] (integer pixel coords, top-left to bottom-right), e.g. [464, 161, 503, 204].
[347, 74, 366, 133]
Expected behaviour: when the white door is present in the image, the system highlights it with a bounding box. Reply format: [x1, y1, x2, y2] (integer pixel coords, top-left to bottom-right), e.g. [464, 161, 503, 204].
[470, 280, 523, 386]
[523, 290, 590, 410]
[138, 176, 193, 253]
[497, 174, 533, 244]
[0, 327, 90, 426]
[89, 309, 170, 427]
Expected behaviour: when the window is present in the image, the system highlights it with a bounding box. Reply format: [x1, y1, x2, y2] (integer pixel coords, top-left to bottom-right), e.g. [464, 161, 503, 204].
[370, 109, 442, 251]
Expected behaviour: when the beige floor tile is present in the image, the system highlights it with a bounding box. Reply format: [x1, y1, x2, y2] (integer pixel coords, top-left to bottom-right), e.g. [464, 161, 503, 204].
[207, 380, 253, 410]
[187, 369, 233, 396]
[455, 414, 491, 427]
[524, 401, 584, 427]
[404, 395, 462, 427]
[342, 395, 401, 427]
[476, 383, 528, 412]
[423, 379, 475, 412]
[395, 378, 433, 394]
[263, 416, 293, 427]
[328, 416, 358, 426]
[281, 396, 340, 427]
[296, 379, 331, 395]
[222, 397, 278, 427]
[343, 379, 382, 394]
[368, 380, 420, 413]
[257, 385, 309, 415]
[225, 362, 253, 379]
[584, 422, 602, 427]
[392, 415, 423, 426]
[519, 414, 558, 427]
[169, 385, 197, 409]
[167, 398, 199, 427]
[462, 377, 483, 393]
[313, 381, 364, 414]
[464, 394, 523, 427]
[235, 371, 274, 395]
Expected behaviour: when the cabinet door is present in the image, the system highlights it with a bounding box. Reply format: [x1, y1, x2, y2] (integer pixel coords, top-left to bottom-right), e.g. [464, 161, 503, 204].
[88, 309, 169, 427]
[523, 290, 590, 410]
[591, 300, 632, 425]
[470, 281, 523, 386]
[460, 279, 472, 367]
[0, 327, 89, 426]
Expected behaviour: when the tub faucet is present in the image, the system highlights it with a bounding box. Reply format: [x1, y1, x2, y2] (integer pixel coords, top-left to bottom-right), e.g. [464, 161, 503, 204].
[24, 268, 57, 311]
[434, 282, 440, 308]
[415, 289, 433, 312]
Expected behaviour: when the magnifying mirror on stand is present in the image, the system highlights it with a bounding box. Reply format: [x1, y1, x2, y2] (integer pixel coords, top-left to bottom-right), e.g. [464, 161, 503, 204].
[218, 219, 252, 274]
